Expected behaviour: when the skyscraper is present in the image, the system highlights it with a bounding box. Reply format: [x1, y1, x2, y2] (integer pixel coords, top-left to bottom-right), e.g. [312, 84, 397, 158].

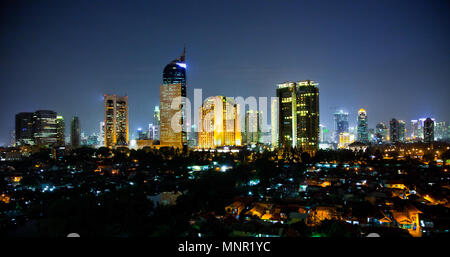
[159, 48, 187, 149]
[198, 96, 241, 148]
[435, 121, 447, 141]
[33, 110, 58, 147]
[15, 112, 34, 146]
[424, 117, 434, 143]
[104, 94, 129, 148]
[357, 108, 369, 143]
[333, 110, 349, 144]
[271, 98, 279, 148]
[71, 116, 81, 148]
[56, 115, 65, 147]
[411, 120, 419, 141]
[276, 80, 319, 155]
[153, 105, 160, 140]
[390, 119, 400, 143]
[375, 122, 387, 144]
[398, 120, 406, 142]
[99, 121, 105, 147]
[244, 110, 261, 145]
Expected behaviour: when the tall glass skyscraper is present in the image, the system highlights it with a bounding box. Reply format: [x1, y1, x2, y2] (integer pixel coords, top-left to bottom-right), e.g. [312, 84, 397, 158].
[104, 94, 129, 148]
[424, 117, 434, 143]
[159, 47, 187, 148]
[15, 112, 35, 146]
[71, 116, 81, 148]
[333, 110, 349, 144]
[357, 108, 369, 143]
[276, 80, 319, 155]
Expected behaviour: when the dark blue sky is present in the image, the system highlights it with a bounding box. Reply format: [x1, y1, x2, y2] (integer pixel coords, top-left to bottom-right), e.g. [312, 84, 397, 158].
[1, 0, 449, 145]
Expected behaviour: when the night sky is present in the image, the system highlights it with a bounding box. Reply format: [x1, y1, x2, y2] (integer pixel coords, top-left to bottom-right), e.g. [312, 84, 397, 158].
[1, 0, 449, 145]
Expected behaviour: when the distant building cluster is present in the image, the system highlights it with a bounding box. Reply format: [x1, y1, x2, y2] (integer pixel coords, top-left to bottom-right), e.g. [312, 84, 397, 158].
[10, 47, 450, 154]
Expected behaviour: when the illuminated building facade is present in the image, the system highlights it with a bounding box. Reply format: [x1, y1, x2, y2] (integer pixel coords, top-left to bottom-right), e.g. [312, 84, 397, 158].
[333, 110, 349, 144]
[153, 106, 160, 140]
[357, 108, 369, 143]
[338, 132, 355, 149]
[244, 110, 261, 145]
[99, 121, 105, 147]
[198, 96, 241, 148]
[390, 118, 406, 143]
[271, 98, 279, 148]
[276, 80, 319, 155]
[375, 122, 387, 144]
[424, 117, 434, 143]
[71, 116, 81, 148]
[398, 120, 406, 142]
[33, 110, 58, 147]
[15, 112, 35, 146]
[411, 120, 419, 141]
[104, 94, 129, 148]
[56, 116, 65, 146]
[159, 48, 187, 148]
[435, 121, 447, 141]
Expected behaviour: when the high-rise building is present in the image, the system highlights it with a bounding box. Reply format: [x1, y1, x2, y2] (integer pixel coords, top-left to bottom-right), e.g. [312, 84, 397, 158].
[198, 96, 241, 148]
[356, 108, 369, 143]
[435, 121, 447, 141]
[56, 115, 65, 146]
[398, 120, 406, 142]
[104, 94, 129, 148]
[15, 112, 35, 146]
[424, 118, 434, 143]
[244, 110, 261, 145]
[33, 110, 58, 147]
[411, 120, 419, 141]
[333, 110, 349, 144]
[271, 98, 279, 148]
[153, 106, 160, 140]
[159, 48, 187, 149]
[99, 121, 105, 147]
[276, 80, 319, 155]
[71, 116, 81, 148]
[390, 119, 400, 143]
[375, 122, 387, 144]
[338, 132, 355, 149]
[137, 128, 147, 140]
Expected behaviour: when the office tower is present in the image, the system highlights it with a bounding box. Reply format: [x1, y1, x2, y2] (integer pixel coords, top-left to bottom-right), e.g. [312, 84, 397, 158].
[411, 120, 419, 140]
[398, 120, 406, 142]
[375, 122, 387, 144]
[390, 119, 400, 143]
[338, 132, 355, 149]
[87, 133, 99, 146]
[33, 110, 58, 147]
[271, 97, 279, 148]
[333, 110, 349, 144]
[435, 122, 447, 141]
[56, 115, 65, 146]
[99, 121, 105, 147]
[198, 96, 241, 148]
[357, 108, 369, 143]
[424, 118, 434, 143]
[245, 110, 261, 145]
[15, 112, 35, 146]
[276, 80, 319, 155]
[70, 116, 81, 148]
[104, 94, 129, 148]
[137, 128, 147, 140]
[153, 106, 160, 140]
[159, 48, 187, 148]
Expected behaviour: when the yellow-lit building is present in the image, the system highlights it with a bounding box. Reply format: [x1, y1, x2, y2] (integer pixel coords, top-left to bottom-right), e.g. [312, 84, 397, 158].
[198, 96, 241, 148]
[338, 132, 355, 149]
[104, 94, 129, 148]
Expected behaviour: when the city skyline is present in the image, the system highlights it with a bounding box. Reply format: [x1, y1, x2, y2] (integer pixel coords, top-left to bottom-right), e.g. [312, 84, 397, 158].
[1, 0, 449, 146]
